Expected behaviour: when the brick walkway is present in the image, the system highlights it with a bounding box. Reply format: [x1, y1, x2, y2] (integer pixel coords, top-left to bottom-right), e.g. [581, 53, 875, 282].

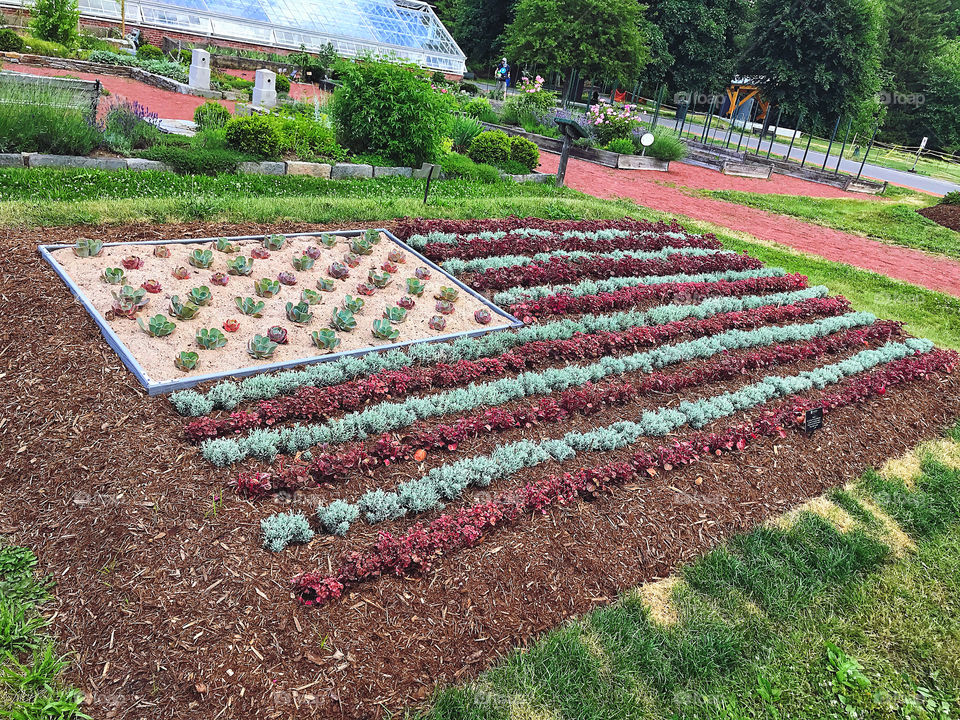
[538, 151, 960, 296]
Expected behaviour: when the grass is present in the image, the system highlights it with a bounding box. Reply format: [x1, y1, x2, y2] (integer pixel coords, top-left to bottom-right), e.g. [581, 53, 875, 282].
[0, 544, 86, 719]
[695, 188, 960, 260]
[425, 426, 960, 720]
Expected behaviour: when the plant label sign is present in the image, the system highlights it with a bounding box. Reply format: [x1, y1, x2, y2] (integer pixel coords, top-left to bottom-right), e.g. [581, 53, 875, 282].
[804, 407, 824, 434]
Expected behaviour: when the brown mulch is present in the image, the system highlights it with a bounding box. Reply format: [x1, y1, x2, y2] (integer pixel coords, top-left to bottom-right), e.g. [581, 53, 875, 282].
[919, 202, 960, 233]
[2, 221, 959, 720]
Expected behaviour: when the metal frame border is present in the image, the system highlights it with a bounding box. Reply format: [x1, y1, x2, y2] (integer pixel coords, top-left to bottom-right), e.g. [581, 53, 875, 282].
[39, 228, 523, 396]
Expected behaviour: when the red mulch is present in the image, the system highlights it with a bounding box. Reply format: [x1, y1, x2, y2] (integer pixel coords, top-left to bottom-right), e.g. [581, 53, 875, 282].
[919, 203, 960, 233]
[1, 220, 958, 719]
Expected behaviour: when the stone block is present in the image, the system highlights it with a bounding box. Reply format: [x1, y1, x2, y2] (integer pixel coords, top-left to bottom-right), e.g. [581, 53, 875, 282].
[331, 163, 373, 180]
[285, 161, 332, 178]
[28, 154, 125, 170]
[0, 153, 23, 168]
[373, 166, 413, 178]
[189, 49, 211, 91]
[412, 162, 441, 179]
[252, 68, 277, 108]
[126, 158, 172, 172]
[238, 161, 286, 175]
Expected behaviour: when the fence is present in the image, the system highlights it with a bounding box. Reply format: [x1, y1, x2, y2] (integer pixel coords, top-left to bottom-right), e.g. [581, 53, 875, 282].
[0, 71, 101, 121]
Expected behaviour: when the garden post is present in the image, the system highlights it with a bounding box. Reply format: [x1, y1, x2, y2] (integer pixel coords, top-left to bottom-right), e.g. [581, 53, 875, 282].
[822, 115, 840, 171]
[856, 123, 880, 180]
[835, 117, 852, 174]
[766, 107, 782, 157]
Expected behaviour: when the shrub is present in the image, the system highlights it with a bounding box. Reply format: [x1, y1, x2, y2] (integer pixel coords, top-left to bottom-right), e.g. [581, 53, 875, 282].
[273, 115, 345, 161]
[139, 131, 251, 175]
[102, 100, 159, 153]
[193, 101, 231, 131]
[30, 0, 78, 46]
[586, 103, 643, 145]
[509, 135, 539, 171]
[459, 81, 479, 95]
[261, 511, 314, 552]
[136, 43, 163, 60]
[468, 129, 511, 166]
[0, 28, 25, 52]
[330, 58, 447, 166]
[448, 114, 482, 153]
[463, 96, 497, 123]
[224, 115, 282, 158]
[643, 129, 687, 161]
[605, 137, 634, 155]
[943, 191, 960, 205]
[439, 151, 501, 183]
[275, 73, 291, 94]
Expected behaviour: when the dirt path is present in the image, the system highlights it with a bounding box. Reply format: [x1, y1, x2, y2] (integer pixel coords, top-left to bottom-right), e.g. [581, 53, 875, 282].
[538, 152, 960, 296]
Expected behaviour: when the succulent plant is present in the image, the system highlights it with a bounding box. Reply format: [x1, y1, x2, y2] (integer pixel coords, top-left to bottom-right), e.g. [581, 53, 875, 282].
[210, 271, 229, 287]
[196, 327, 227, 350]
[141, 279, 162, 294]
[320, 233, 337, 248]
[311, 328, 341, 352]
[435, 286, 459, 303]
[153, 245, 170, 258]
[428, 315, 447, 331]
[73, 237, 103, 258]
[301, 288, 321, 305]
[474, 308, 492, 325]
[263, 234, 286, 250]
[342, 295, 365, 313]
[397, 296, 416, 310]
[222, 318, 240, 333]
[215, 238, 237, 253]
[251, 247, 271, 260]
[387, 248, 405, 264]
[277, 271, 297, 286]
[415, 267, 431, 280]
[188, 286, 213, 306]
[368, 270, 392, 289]
[305, 245, 323, 259]
[371, 318, 399, 341]
[316, 277, 335, 292]
[292, 254, 315, 271]
[364, 228, 381, 244]
[234, 296, 265, 317]
[138, 313, 176, 337]
[188, 249, 214, 269]
[382, 306, 407, 323]
[247, 334, 278, 359]
[343, 252, 361, 268]
[254, 278, 281, 298]
[227, 256, 254, 276]
[330, 308, 356, 332]
[349, 237, 373, 256]
[406, 278, 426, 296]
[121, 255, 143, 270]
[356, 283, 377, 296]
[381, 261, 399, 274]
[102, 267, 125, 284]
[172, 266, 191, 280]
[327, 262, 349, 280]
[110, 285, 149, 319]
[436, 300, 456, 315]
[169, 295, 200, 320]
[175, 351, 199, 371]
[267, 325, 288, 344]
[285, 301, 313, 324]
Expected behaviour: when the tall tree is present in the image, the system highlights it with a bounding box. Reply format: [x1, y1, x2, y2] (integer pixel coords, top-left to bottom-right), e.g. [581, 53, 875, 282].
[919, 41, 960, 151]
[643, 0, 751, 94]
[448, 0, 516, 71]
[744, 0, 883, 127]
[503, 0, 650, 84]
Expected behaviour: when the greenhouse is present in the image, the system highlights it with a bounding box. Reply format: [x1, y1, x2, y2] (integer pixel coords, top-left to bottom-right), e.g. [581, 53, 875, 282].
[0, 0, 466, 73]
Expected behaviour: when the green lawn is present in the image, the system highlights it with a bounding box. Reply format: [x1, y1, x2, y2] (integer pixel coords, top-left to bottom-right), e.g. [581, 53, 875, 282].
[696, 187, 960, 260]
[426, 426, 960, 720]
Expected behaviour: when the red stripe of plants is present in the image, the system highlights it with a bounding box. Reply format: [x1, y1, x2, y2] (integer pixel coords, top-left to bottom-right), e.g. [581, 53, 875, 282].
[391, 217, 707, 242]
[185, 292, 845, 442]
[422, 231, 720, 263]
[469, 250, 765, 291]
[238, 320, 904, 497]
[291, 348, 959, 606]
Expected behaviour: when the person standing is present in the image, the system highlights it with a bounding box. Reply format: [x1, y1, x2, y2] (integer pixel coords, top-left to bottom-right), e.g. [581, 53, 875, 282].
[495, 57, 510, 95]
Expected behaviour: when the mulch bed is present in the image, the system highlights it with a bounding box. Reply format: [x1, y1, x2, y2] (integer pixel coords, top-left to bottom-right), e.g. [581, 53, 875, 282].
[919, 202, 960, 233]
[2, 221, 959, 719]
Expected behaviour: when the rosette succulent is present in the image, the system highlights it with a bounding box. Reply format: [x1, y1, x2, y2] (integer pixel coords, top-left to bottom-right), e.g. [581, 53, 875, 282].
[263, 234, 286, 250]
[320, 233, 337, 248]
[153, 245, 170, 258]
[387, 248, 405, 264]
[406, 278, 426, 296]
[215, 238, 237, 253]
[474, 308, 492, 325]
[382, 306, 407, 323]
[428, 315, 446, 331]
[435, 286, 459, 302]
[196, 327, 227, 349]
[138, 313, 176, 337]
[328, 262, 349, 280]
[415, 267, 431, 280]
[172, 266, 191, 280]
[292, 254, 315, 271]
[368, 270, 392, 289]
[266, 325, 288, 344]
[285, 301, 313, 324]
[349, 237, 373, 256]
[305, 245, 323, 260]
[188, 249, 214, 269]
[121, 255, 143, 270]
[251, 247, 271, 260]
[301, 289, 321, 305]
[169, 295, 200, 320]
[436, 300, 455, 315]
[222, 318, 240, 332]
[397, 296, 415, 310]
[234, 296, 265, 317]
[316, 277, 335, 292]
[356, 283, 377, 296]
[342, 295, 365, 313]
[188, 286, 213, 306]
[247, 334, 278, 359]
[210, 272, 229, 286]
[102, 267, 125, 284]
[364, 228, 381, 244]
[175, 351, 199, 371]
[254, 278, 281, 298]
[371, 318, 399, 341]
[311, 328, 340, 351]
[111, 286, 148, 319]
[73, 237, 103, 257]
[227, 256, 254, 276]
[343, 252, 361, 268]
[141, 279, 162, 294]
[277, 271, 297, 286]
[380, 261, 398, 274]
[330, 308, 356, 332]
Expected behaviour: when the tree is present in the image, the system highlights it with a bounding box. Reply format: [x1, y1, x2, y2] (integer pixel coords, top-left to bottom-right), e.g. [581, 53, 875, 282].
[743, 0, 883, 127]
[448, 0, 516, 71]
[644, 0, 751, 94]
[918, 41, 960, 151]
[29, 0, 79, 46]
[503, 0, 650, 84]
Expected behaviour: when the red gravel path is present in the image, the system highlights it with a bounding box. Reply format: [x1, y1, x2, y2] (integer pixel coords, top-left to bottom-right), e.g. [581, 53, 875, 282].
[538, 151, 960, 296]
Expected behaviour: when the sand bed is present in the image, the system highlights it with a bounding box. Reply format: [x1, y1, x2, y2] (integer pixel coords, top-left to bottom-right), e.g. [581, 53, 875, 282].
[47, 231, 513, 388]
